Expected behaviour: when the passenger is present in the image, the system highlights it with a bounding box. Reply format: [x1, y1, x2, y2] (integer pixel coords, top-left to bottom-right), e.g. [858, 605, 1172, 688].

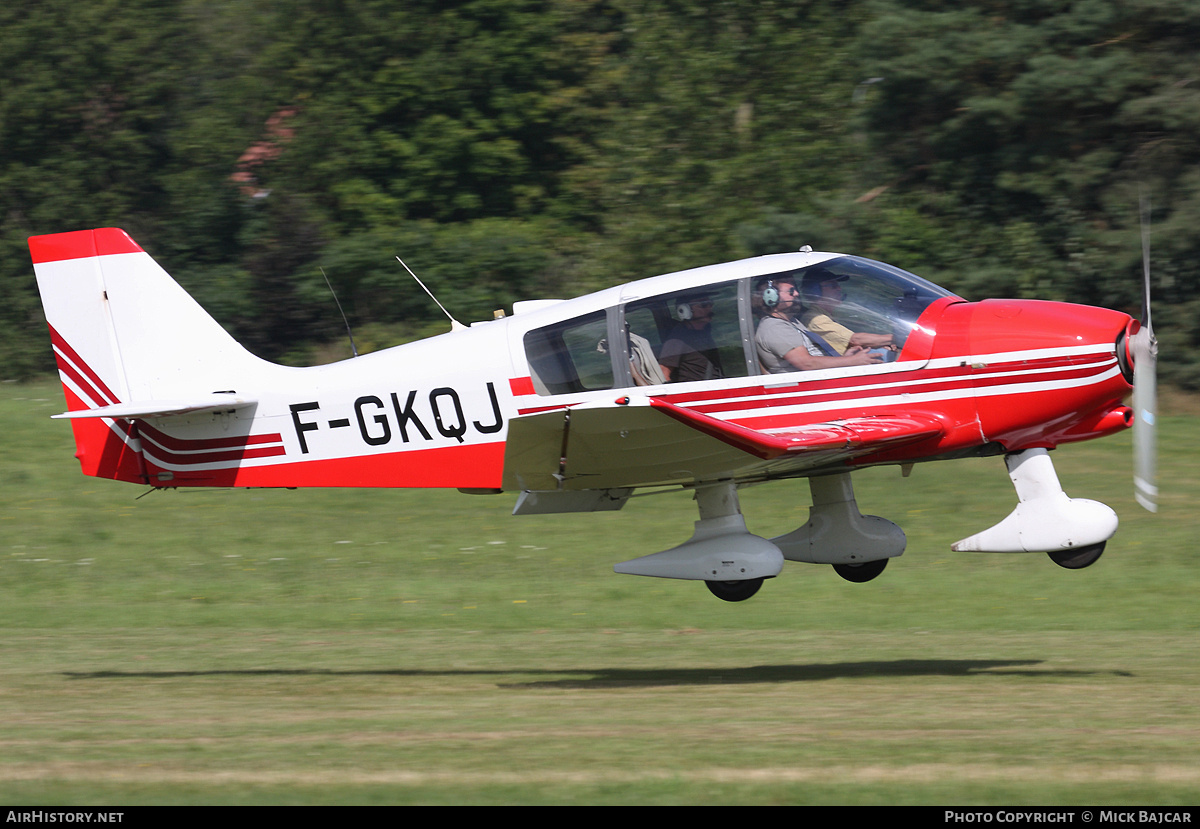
[798, 268, 896, 355]
[597, 325, 666, 386]
[628, 329, 666, 386]
[658, 292, 724, 382]
[754, 276, 882, 373]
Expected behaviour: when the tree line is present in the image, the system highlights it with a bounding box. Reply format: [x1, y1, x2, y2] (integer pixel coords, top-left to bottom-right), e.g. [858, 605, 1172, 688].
[3, 0, 1198, 387]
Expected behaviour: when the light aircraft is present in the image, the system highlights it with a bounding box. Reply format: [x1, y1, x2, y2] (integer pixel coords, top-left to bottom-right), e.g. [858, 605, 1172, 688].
[28, 227, 1157, 601]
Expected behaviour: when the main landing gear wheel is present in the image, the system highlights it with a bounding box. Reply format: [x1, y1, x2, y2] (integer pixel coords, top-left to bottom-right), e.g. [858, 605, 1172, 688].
[832, 558, 888, 583]
[705, 578, 764, 602]
[1048, 542, 1105, 570]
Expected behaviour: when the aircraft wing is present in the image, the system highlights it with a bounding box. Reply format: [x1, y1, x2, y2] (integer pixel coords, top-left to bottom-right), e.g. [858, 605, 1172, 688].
[52, 394, 257, 420]
[502, 395, 945, 492]
[644, 397, 944, 460]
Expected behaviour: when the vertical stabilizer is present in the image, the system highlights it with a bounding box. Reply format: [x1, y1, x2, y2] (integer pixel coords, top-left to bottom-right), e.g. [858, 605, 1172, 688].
[28, 228, 273, 481]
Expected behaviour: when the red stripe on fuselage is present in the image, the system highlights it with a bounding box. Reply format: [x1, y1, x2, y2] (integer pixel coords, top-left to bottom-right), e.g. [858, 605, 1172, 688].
[509, 376, 536, 396]
[141, 442, 288, 467]
[144, 441, 506, 489]
[136, 421, 284, 453]
[671, 357, 1117, 417]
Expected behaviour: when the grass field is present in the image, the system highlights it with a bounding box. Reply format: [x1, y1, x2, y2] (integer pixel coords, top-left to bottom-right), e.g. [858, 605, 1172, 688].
[1, 377, 1198, 805]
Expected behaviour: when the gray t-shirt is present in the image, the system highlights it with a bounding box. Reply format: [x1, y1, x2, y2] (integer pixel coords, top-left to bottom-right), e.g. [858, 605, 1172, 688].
[755, 315, 823, 374]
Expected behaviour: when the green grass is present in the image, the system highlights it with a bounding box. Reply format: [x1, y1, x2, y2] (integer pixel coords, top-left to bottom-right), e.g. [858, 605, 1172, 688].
[1, 378, 1198, 805]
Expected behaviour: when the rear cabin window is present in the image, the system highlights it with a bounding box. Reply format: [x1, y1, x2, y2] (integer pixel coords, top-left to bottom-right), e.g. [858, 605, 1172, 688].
[524, 311, 614, 395]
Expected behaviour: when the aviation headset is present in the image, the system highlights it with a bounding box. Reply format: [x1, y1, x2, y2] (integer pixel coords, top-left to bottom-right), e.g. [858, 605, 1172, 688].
[761, 279, 780, 308]
[674, 294, 713, 321]
[760, 274, 831, 308]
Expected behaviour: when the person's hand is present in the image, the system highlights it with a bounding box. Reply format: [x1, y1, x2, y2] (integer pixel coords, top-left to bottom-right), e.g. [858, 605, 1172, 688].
[845, 346, 883, 365]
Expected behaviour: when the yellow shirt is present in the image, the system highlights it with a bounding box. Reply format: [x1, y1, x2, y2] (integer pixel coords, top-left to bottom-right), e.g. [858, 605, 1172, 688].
[799, 309, 852, 354]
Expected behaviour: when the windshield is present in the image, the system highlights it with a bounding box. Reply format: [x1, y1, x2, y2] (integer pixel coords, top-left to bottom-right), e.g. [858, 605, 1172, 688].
[785, 255, 956, 347]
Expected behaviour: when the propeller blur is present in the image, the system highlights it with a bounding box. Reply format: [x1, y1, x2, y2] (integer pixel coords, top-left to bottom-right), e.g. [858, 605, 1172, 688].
[1132, 191, 1158, 512]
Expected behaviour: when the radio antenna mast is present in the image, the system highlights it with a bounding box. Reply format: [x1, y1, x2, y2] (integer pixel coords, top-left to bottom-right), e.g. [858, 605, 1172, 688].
[320, 267, 359, 358]
[396, 256, 465, 330]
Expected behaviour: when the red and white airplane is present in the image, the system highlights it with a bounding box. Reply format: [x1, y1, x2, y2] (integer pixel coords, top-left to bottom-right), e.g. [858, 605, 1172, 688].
[28, 227, 1157, 601]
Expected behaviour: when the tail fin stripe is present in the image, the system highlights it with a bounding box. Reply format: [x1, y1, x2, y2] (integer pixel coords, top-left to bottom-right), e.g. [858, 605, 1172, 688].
[60, 383, 141, 462]
[60, 383, 137, 440]
[48, 325, 121, 408]
[48, 326, 289, 466]
[55, 352, 118, 412]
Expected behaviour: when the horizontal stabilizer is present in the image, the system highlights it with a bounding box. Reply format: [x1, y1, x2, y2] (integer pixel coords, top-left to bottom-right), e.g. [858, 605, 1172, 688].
[53, 394, 256, 420]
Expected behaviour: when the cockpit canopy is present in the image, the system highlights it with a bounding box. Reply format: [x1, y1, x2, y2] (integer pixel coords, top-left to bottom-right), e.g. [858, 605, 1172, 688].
[524, 255, 956, 396]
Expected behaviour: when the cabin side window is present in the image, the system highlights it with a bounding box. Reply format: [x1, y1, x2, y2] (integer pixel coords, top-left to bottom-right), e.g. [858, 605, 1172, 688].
[523, 311, 614, 395]
[621, 280, 752, 386]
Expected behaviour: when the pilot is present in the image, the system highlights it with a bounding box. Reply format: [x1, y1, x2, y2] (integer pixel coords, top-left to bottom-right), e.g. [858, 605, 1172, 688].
[754, 276, 882, 373]
[658, 292, 724, 382]
[798, 268, 896, 355]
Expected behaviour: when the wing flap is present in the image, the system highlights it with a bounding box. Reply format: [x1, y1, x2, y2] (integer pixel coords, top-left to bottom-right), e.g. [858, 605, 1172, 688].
[502, 395, 946, 491]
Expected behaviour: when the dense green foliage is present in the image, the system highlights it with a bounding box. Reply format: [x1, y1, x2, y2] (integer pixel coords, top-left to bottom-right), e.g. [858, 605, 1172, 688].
[3, 0, 1198, 383]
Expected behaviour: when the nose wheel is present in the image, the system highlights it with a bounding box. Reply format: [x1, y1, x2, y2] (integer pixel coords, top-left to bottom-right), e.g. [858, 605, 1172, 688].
[1048, 542, 1105, 570]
